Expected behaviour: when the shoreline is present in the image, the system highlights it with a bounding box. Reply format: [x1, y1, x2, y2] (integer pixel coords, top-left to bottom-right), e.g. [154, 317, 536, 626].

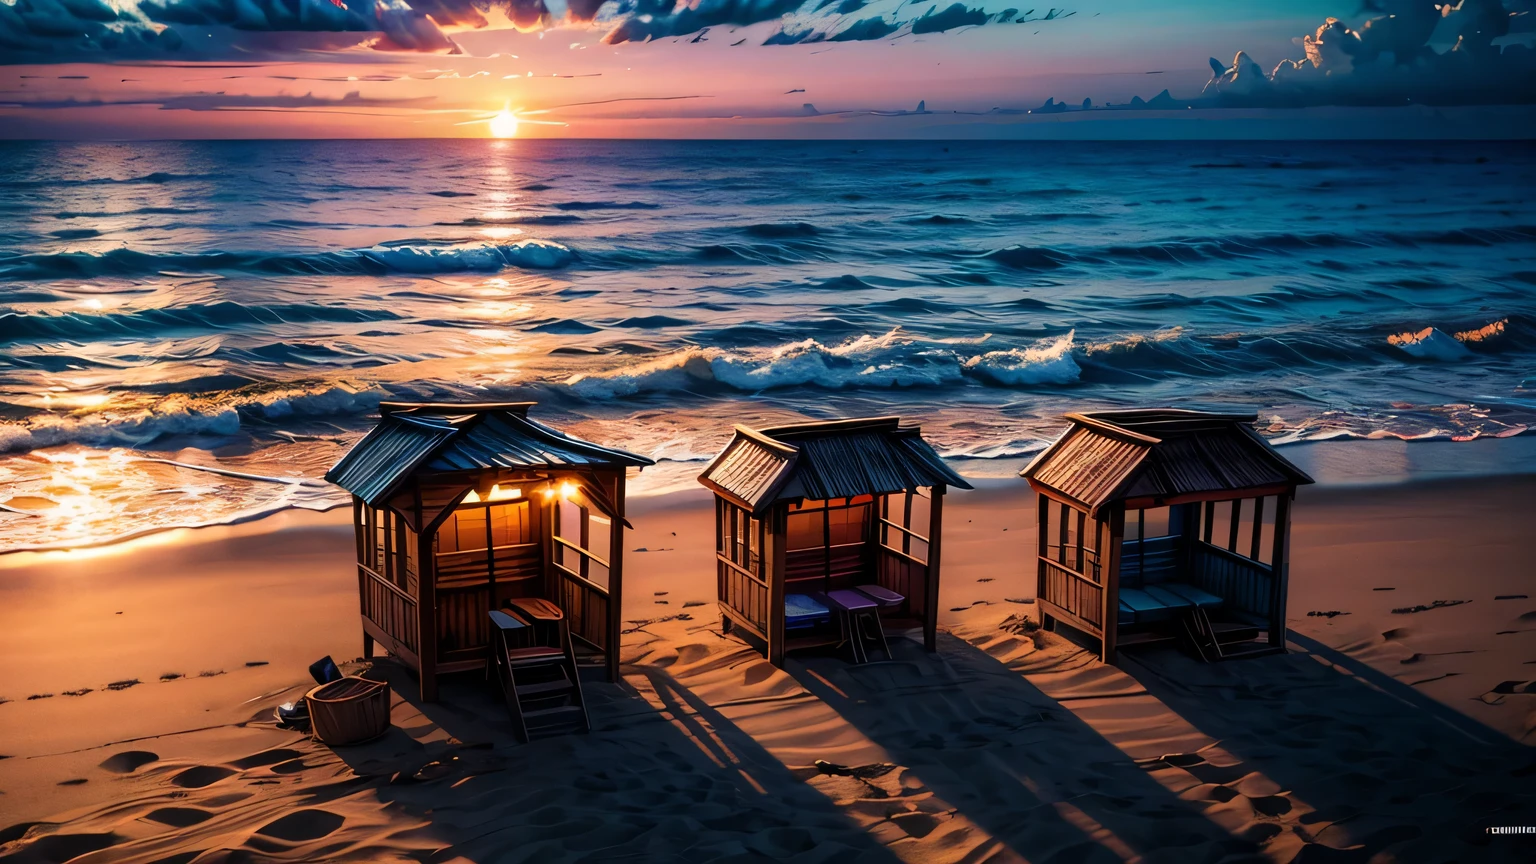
[1, 469, 1533, 860]
[5, 433, 1535, 559]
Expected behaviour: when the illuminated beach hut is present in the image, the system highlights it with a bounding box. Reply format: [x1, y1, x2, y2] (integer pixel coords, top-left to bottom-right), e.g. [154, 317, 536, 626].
[325, 402, 653, 700]
[1020, 409, 1313, 664]
[698, 417, 971, 666]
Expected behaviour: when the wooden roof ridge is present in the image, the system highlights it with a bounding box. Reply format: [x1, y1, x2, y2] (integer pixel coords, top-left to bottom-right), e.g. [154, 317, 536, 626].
[380, 401, 536, 416]
[759, 415, 903, 440]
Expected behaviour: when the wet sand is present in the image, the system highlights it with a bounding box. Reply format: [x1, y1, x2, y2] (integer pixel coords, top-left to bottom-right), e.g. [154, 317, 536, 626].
[1, 476, 1533, 862]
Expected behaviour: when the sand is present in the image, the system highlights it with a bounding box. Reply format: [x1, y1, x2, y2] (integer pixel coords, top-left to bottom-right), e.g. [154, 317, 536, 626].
[1, 476, 1534, 862]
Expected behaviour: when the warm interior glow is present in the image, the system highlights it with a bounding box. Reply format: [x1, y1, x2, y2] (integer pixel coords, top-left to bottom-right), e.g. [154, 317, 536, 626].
[489, 109, 520, 139]
[487, 484, 521, 501]
[560, 481, 577, 499]
[542, 486, 556, 500]
[463, 489, 482, 503]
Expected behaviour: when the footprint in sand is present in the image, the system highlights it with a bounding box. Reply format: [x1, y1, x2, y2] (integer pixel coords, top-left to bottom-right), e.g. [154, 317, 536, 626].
[145, 807, 217, 828]
[254, 809, 345, 842]
[3, 832, 122, 861]
[228, 748, 303, 770]
[171, 765, 237, 788]
[99, 751, 158, 774]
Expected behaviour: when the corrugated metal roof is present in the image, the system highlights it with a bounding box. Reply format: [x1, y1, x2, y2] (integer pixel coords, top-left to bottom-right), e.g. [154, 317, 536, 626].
[424, 412, 653, 473]
[324, 414, 458, 507]
[1021, 408, 1312, 513]
[325, 403, 653, 506]
[698, 416, 971, 513]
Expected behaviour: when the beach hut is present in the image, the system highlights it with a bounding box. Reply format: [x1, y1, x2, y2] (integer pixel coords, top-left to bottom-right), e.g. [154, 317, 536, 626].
[1020, 409, 1313, 664]
[698, 417, 972, 666]
[325, 402, 653, 701]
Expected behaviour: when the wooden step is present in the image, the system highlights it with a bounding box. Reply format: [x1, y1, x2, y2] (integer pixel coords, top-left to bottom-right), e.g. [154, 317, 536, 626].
[516, 678, 573, 697]
[523, 705, 586, 727]
[1213, 624, 1260, 645]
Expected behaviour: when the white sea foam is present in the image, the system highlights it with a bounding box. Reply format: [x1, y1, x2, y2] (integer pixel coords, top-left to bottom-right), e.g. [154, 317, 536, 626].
[564, 329, 1081, 398]
[0, 385, 387, 453]
[963, 331, 1080, 385]
[363, 239, 573, 272]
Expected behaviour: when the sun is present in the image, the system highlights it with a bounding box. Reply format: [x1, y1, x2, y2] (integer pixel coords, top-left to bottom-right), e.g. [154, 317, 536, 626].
[488, 109, 520, 139]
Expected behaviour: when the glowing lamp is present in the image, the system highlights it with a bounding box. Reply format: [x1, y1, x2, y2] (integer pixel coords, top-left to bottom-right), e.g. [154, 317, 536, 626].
[462, 489, 482, 503]
[542, 486, 556, 501]
[488, 484, 521, 501]
[559, 482, 577, 499]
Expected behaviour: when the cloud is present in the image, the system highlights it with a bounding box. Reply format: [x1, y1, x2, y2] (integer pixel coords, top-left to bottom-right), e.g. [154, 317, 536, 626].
[754, 3, 1073, 47]
[1202, 1, 1536, 108]
[0, 90, 435, 111]
[1, 0, 1074, 62]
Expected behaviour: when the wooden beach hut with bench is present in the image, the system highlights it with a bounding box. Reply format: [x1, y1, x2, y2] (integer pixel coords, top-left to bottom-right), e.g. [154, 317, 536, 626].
[1020, 409, 1313, 664]
[698, 417, 971, 666]
[325, 402, 653, 702]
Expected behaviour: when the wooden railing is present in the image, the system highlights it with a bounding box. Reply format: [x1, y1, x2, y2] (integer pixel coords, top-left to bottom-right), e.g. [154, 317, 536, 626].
[554, 561, 611, 652]
[718, 554, 768, 638]
[875, 544, 927, 619]
[1038, 556, 1104, 633]
[1191, 541, 1273, 617]
[360, 564, 418, 658]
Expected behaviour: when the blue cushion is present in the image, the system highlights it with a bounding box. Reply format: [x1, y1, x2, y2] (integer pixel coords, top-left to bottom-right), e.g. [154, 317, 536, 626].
[1158, 583, 1224, 609]
[785, 593, 831, 628]
[1118, 587, 1188, 623]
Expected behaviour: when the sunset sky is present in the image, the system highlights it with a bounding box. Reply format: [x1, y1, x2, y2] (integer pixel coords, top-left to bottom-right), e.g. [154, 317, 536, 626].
[3, 1, 1534, 138]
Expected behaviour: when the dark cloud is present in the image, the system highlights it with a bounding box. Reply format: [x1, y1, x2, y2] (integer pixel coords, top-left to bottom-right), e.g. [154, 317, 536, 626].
[1203, 1, 1536, 108]
[910, 3, 989, 34]
[0, 89, 433, 110]
[1, 0, 1071, 61]
[829, 16, 896, 41]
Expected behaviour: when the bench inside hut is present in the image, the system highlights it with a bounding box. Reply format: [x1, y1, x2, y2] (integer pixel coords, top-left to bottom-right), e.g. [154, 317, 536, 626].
[1020, 409, 1313, 663]
[325, 402, 654, 700]
[698, 417, 972, 665]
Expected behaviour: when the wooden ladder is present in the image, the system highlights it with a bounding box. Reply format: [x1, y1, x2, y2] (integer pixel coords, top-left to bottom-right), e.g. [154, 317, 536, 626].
[1179, 607, 1266, 663]
[489, 605, 590, 743]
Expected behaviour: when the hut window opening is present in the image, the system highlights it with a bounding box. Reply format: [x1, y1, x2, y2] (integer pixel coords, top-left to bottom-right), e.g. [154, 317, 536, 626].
[879, 491, 929, 562]
[555, 493, 611, 590]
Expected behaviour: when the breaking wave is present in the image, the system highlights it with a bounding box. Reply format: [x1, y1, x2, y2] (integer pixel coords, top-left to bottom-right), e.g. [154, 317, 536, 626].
[0, 238, 574, 279]
[562, 329, 1080, 399]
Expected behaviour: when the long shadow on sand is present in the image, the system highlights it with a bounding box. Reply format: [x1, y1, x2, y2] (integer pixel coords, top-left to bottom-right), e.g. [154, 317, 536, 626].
[786, 634, 1264, 864]
[1115, 637, 1536, 864]
[319, 660, 912, 863]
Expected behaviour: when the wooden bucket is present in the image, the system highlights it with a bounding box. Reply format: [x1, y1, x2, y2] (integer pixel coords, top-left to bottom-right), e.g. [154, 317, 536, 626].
[304, 676, 391, 746]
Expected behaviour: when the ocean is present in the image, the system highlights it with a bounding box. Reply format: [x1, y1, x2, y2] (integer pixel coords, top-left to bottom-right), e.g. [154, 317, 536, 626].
[1, 139, 1533, 551]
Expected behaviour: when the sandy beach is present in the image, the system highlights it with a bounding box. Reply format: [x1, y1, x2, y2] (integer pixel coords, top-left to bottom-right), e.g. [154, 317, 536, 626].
[2, 473, 1534, 863]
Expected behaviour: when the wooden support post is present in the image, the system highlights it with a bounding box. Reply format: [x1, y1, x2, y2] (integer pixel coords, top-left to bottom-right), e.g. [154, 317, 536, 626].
[416, 526, 438, 702]
[1037, 493, 1051, 630]
[353, 496, 368, 656]
[1228, 499, 1243, 552]
[1102, 506, 1124, 664]
[1269, 492, 1292, 651]
[767, 505, 788, 667]
[924, 485, 945, 652]
[1202, 500, 1215, 544]
[607, 471, 626, 682]
[1250, 496, 1266, 562]
[1074, 509, 1086, 573]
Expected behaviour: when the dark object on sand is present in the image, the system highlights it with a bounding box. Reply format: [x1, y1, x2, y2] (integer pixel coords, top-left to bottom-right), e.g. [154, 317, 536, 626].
[815, 759, 855, 776]
[698, 416, 970, 667]
[488, 601, 590, 743]
[309, 656, 342, 685]
[1306, 610, 1349, 618]
[1020, 409, 1315, 665]
[325, 401, 653, 701]
[1391, 599, 1471, 615]
[275, 701, 311, 733]
[305, 677, 390, 745]
[1495, 594, 1528, 600]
